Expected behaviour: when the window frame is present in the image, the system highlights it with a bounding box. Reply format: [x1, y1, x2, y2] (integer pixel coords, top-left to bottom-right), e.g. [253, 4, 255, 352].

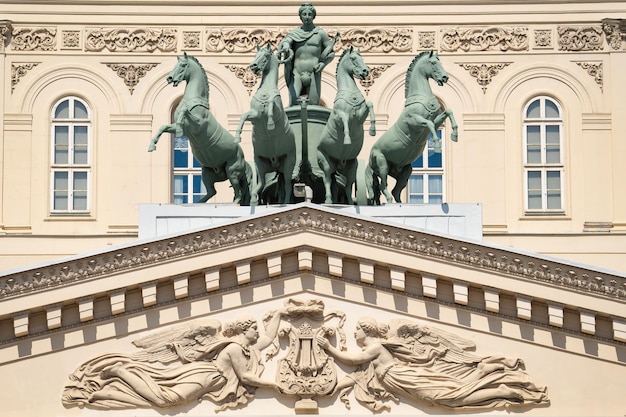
[49, 96, 92, 214]
[406, 129, 446, 204]
[522, 96, 565, 214]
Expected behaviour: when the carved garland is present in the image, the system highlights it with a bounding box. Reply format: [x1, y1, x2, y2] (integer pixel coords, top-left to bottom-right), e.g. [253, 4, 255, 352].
[1, 209, 624, 301]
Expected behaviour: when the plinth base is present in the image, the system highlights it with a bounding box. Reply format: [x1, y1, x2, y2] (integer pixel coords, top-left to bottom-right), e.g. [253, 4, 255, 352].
[295, 397, 319, 414]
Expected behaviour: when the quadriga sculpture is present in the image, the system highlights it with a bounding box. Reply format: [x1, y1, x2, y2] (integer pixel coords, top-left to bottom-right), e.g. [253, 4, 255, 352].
[315, 46, 375, 204]
[365, 51, 458, 205]
[149, 53, 253, 205]
[235, 44, 298, 205]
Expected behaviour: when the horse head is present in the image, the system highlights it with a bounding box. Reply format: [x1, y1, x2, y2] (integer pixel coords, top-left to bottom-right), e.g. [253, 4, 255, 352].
[424, 51, 449, 86]
[167, 52, 190, 87]
[339, 46, 370, 80]
[250, 44, 274, 75]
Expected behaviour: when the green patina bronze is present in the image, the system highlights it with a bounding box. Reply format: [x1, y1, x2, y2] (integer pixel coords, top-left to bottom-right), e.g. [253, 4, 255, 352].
[314, 46, 375, 204]
[149, 53, 253, 205]
[365, 51, 458, 205]
[235, 45, 297, 206]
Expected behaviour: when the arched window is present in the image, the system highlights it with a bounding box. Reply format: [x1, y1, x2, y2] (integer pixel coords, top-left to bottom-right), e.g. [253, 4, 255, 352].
[50, 97, 91, 213]
[523, 96, 564, 213]
[407, 129, 445, 204]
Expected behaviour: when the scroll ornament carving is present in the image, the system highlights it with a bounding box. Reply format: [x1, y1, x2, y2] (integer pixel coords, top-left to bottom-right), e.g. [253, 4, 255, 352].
[1, 209, 626, 301]
[602, 18, 626, 50]
[441, 27, 528, 52]
[11, 27, 56, 51]
[85, 27, 177, 52]
[207, 28, 285, 53]
[11, 63, 40, 92]
[105, 63, 158, 94]
[62, 299, 549, 412]
[459, 62, 511, 93]
[557, 26, 603, 51]
[359, 64, 392, 95]
[574, 61, 603, 91]
[225, 64, 261, 95]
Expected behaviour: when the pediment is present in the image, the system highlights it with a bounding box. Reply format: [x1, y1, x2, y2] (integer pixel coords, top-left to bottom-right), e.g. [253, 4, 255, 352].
[0, 203, 625, 415]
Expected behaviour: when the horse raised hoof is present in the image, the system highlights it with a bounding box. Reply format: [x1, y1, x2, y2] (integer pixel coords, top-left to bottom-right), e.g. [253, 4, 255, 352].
[369, 126, 376, 136]
[343, 136, 352, 145]
[148, 144, 157, 152]
[451, 131, 459, 142]
[233, 135, 241, 144]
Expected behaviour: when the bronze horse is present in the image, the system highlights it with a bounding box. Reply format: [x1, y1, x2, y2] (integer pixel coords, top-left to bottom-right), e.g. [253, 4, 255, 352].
[149, 53, 252, 205]
[235, 45, 297, 205]
[365, 51, 458, 204]
[315, 46, 376, 204]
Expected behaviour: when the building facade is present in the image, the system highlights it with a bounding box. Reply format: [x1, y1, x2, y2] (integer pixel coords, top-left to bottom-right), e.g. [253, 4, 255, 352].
[0, 2, 625, 416]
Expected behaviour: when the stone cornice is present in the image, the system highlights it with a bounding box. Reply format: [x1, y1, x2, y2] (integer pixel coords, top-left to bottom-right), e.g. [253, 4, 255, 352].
[1, 204, 624, 302]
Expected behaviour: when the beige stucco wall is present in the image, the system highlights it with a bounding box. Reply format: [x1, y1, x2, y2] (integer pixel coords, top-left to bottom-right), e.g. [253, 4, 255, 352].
[1, 1, 626, 272]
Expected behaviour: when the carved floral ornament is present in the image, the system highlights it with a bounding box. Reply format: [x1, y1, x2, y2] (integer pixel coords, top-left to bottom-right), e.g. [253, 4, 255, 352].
[1, 208, 625, 301]
[11, 62, 40, 92]
[557, 26, 604, 51]
[84, 27, 177, 52]
[104, 63, 159, 94]
[602, 18, 626, 50]
[62, 298, 549, 413]
[441, 26, 529, 52]
[458, 62, 511, 93]
[11, 26, 56, 51]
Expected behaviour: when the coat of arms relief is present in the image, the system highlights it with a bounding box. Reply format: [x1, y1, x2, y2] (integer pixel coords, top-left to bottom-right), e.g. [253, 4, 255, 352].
[62, 298, 549, 414]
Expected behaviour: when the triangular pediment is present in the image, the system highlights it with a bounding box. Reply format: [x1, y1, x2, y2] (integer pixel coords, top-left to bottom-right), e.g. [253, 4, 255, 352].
[0, 203, 624, 415]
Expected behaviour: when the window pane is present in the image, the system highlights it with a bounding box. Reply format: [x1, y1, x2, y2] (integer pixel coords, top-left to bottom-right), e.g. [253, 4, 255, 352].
[427, 149, 442, 168]
[73, 171, 88, 190]
[546, 170, 562, 210]
[545, 125, 560, 164]
[409, 175, 424, 193]
[174, 136, 190, 168]
[173, 195, 187, 204]
[53, 172, 69, 210]
[526, 125, 541, 164]
[54, 126, 69, 164]
[192, 155, 201, 168]
[173, 175, 188, 194]
[526, 99, 540, 118]
[412, 155, 424, 169]
[428, 175, 442, 193]
[73, 100, 89, 119]
[55, 100, 70, 118]
[527, 171, 542, 210]
[192, 175, 206, 203]
[74, 126, 89, 164]
[545, 100, 560, 118]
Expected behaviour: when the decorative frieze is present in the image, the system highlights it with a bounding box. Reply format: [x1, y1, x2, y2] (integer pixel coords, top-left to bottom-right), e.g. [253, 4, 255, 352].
[85, 27, 177, 52]
[574, 61, 603, 91]
[207, 28, 284, 53]
[11, 62, 40, 93]
[557, 26, 603, 51]
[332, 27, 412, 53]
[11, 27, 56, 51]
[1, 207, 625, 303]
[602, 18, 626, 50]
[458, 62, 511, 93]
[105, 63, 158, 94]
[441, 27, 528, 52]
[207, 27, 412, 53]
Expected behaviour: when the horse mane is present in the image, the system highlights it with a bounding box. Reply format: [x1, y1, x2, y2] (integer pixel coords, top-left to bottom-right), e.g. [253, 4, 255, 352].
[335, 47, 353, 77]
[185, 54, 210, 98]
[405, 51, 432, 99]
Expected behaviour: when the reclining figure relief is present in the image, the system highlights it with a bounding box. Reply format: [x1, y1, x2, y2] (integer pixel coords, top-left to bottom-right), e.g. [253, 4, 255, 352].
[317, 317, 549, 412]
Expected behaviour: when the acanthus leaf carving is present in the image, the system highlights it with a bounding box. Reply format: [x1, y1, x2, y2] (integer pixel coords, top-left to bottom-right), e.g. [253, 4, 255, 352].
[225, 64, 261, 95]
[574, 61, 603, 91]
[441, 26, 528, 52]
[557, 26, 603, 51]
[11, 62, 40, 92]
[459, 62, 511, 93]
[11, 27, 57, 51]
[85, 27, 177, 52]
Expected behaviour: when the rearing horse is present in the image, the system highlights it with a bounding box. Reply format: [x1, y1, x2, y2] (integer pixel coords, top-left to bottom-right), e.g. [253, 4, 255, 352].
[315, 46, 376, 204]
[365, 51, 458, 204]
[149, 53, 252, 205]
[235, 44, 297, 205]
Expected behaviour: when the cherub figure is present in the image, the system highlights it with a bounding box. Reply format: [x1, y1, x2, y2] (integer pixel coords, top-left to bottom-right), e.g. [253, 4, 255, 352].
[317, 317, 549, 412]
[63, 309, 289, 411]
